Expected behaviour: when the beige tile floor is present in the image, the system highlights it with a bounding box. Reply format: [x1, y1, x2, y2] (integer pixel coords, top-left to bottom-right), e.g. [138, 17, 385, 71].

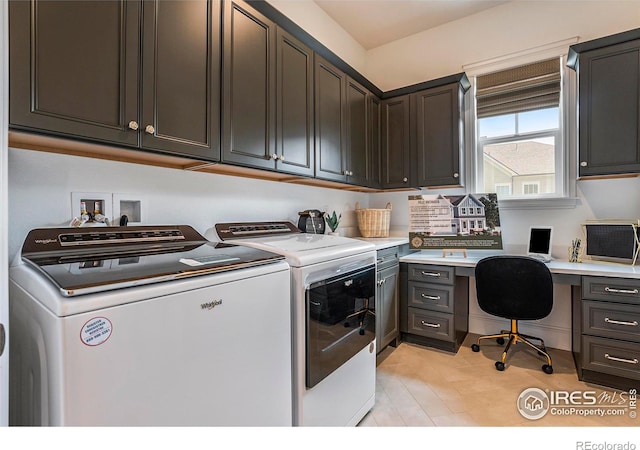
[359, 333, 638, 427]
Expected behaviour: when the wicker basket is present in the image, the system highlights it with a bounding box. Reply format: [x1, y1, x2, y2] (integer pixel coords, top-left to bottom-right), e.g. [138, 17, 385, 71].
[355, 202, 392, 238]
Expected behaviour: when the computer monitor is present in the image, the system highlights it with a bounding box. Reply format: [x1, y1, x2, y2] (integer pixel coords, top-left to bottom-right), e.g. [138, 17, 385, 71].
[528, 226, 553, 262]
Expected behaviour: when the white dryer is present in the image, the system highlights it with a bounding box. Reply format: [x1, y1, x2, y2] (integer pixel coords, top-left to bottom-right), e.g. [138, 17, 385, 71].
[213, 221, 377, 426]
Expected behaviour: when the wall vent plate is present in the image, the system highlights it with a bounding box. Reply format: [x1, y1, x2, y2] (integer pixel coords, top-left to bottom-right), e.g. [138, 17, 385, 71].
[113, 193, 147, 225]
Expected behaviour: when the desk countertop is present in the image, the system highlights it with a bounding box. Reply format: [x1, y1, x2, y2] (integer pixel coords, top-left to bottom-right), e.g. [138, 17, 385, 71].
[400, 250, 640, 280]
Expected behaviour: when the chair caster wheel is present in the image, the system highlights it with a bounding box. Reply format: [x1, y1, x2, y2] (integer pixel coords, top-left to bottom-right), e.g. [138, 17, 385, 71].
[495, 361, 505, 371]
[359, 329, 365, 336]
[496, 337, 505, 345]
[471, 344, 480, 352]
[542, 364, 553, 374]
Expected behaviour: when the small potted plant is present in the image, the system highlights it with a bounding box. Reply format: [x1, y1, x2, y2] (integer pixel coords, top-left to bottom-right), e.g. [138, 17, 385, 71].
[324, 211, 341, 235]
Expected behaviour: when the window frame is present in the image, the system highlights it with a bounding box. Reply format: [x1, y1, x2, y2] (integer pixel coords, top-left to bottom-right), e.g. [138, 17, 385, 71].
[462, 38, 579, 210]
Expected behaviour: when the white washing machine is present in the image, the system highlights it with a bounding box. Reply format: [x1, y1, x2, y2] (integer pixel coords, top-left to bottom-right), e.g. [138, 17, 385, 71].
[212, 221, 377, 426]
[9, 225, 292, 426]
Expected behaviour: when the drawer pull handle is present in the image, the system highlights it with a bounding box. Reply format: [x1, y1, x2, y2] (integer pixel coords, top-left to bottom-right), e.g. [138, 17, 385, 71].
[604, 354, 639, 365]
[421, 293, 441, 301]
[421, 321, 441, 328]
[421, 271, 441, 277]
[604, 287, 639, 295]
[604, 317, 639, 327]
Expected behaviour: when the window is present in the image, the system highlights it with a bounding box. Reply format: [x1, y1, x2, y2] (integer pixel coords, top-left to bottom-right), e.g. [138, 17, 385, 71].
[475, 57, 564, 200]
[523, 182, 540, 195]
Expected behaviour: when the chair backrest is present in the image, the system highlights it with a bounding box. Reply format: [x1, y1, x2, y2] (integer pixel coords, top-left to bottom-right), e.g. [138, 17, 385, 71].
[474, 255, 553, 321]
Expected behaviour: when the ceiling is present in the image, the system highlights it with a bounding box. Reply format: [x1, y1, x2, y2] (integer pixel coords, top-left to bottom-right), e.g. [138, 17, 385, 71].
[313, 0, 510, 50]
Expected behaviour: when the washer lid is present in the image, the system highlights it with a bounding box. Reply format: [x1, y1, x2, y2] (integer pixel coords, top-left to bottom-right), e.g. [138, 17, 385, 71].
[19, 225, 285, 296]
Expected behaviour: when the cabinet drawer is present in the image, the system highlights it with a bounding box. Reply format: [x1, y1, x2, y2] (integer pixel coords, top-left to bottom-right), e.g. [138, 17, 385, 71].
[583, 300, 640, 342]
[407, 307, 454, 341]
[377, 247, 399, 271]
[582, 335, 640, 381]
[408, 264, 454, 285]
[408, 281, 454, 313]
[582, 277, 640, 304]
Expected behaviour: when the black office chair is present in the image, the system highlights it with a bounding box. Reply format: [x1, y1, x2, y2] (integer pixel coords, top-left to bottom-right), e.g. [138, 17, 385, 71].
[471, 255, 554, 374]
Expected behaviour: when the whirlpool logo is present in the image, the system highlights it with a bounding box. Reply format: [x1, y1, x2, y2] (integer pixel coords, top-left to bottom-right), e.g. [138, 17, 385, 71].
[200, 299, 223, 311]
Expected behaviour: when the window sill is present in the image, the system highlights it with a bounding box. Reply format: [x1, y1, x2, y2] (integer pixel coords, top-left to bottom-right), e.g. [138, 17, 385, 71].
[498, 197, 579, 210]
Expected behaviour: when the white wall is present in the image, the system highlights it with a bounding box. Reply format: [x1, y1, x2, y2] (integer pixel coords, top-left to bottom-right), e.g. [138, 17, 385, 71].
[366, 1, 640, 90]
[7, 149, 369, 260]
[267, 0, 367, 75]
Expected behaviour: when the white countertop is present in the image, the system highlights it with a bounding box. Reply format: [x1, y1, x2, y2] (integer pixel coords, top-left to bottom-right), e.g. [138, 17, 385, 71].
[353, 237, 409, 250]
[400, 250, 640, 279]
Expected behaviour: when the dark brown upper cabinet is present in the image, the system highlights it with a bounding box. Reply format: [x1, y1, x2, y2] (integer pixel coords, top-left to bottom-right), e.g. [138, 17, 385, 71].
[9, 0, 221, 161]
[276, 28, 315, 177]
[141, 0, 220, 160]
[568, 29, 640, 177]
[380, 73, 468, 189]
[346, 77, 371, 186]
[412, 82, 465, 187]
[221, 0, 276, 169]
[380, 95, 412, 188]
[314, 55, 348, 182]
[9, 1, 140, 146]
[222, 1, 314, 176]
[314, 55, 373, 185]
[369, 95, 382, 189]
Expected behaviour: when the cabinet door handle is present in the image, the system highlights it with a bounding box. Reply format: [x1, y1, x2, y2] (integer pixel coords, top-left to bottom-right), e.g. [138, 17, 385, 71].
[604, 287, 639, 295]
[604, 354, 639, 365]
[128, 120, 139, 131]
[402, 177, 408, 183]
[421, 271, 441, 277]
[580, 161, 588, 167]
[604, 317, 639, 327]
[310, 300, 321, 307]
[278, 155, 285, 161]
[270, 154, 278, 160]
[0, 323, 5, 357]
[145, 125, 155, 134]
[421, 293, 440, 301]
[453, 172, 459, 178]
[421, 321, 440, 328]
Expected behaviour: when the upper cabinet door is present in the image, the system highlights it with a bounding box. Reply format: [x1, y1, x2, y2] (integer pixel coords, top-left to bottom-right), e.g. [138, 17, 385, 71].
[314, 55, 347, 182]
[369, 95, 382, 189]
[141, 0, 221, 161]
[380, 95, 411, 188]
[276, 28, 314, 177]
[412, 83, 464, 187]
[577, 40, 640, 177]
[346, 77, 370, 186]
[222, 0, 276, 169]
[9, 0, 140, 146]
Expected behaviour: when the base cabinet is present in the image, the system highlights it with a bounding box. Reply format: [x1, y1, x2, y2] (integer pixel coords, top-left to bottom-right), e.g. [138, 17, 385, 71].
[376, 247, 400, 354]
[572, 277, 640, 390]
[400, 263, 468, 353]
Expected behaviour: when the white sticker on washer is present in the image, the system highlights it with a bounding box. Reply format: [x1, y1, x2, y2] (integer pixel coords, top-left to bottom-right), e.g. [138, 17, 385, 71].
[80, 317, 113, 346]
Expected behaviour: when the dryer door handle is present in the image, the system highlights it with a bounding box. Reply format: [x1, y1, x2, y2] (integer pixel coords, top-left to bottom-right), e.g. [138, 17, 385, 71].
[0, 323, 5, 357]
